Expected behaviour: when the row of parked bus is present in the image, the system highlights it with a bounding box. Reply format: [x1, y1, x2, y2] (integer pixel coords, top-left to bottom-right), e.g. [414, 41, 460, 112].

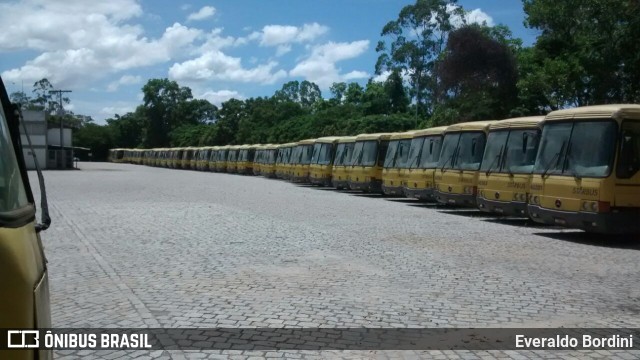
[109, 104, 640, 235]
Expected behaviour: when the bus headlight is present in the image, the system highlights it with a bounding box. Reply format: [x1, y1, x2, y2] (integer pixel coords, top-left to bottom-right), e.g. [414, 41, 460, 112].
[531, 195, 540, 205]
[580, 201, 609, 213]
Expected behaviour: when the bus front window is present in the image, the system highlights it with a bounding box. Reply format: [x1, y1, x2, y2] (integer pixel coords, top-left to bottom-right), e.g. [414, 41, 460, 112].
[384, 141, 400, 168]
[504, 129, 540, 174]
[480, 131, 508, 173]
[350, 142, 365, 166]
[456, 132, 486, 171]
[300, 145, 313, 165]
[406, 137, 425, 169]
[534, 123, 572, 176]
[360, 141, 378, 166]
[437, 133, 461, 170]
[0, 105, 29, 212]
[565, 121, 617, 177]
[317, 144, 333, 165]
[418, 136, 442, 169]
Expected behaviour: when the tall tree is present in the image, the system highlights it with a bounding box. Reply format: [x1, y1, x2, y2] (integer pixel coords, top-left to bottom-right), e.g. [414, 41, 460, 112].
[142, 78, 193, 147]
[436, 24, 518, 121]
[375, 0, 464, 117]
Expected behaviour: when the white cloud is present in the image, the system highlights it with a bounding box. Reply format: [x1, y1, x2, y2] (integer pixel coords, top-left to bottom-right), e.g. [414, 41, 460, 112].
[0, 0, 203, 88]
[250, 22, 329, 47]
[187, 6, 215, 22]
[168, 50, 287, 84]
[275, 44, 292, 57]
[289, 40, 370, 88]
[465, 8, 494, 26]
[107, 75, 142, 92]
[101, 105, 135, 116]
[446, 5, 494, 28]
[198, 90, 244, 106]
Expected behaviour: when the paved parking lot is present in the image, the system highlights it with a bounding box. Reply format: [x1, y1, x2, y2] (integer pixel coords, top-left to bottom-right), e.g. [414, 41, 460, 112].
[32, 162, 640, 359]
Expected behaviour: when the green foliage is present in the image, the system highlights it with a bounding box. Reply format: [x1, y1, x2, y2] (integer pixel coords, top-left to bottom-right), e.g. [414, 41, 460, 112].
[73, 123, 113, 160]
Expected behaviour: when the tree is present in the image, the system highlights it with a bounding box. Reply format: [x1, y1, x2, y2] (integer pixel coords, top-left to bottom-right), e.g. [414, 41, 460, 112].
[106, 107, 146, 148]
[521, 0, 640, 108]
[384, 70, 410, 114]
[142, 78, 193, 147]
[73, 123, 114, 160]
[274, 80, 322, 109]
[375, 0, 465, 117]
[436, 24, 518, 121]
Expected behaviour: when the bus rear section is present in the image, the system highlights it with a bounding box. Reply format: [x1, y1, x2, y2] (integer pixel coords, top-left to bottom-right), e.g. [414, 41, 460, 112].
[403, 127, 447, 201]
[291, 139, 315, 183]
[382, 131, 418, 196]
[434, 121, 497, 207]
[309, 137, 341, 186]
[349, 133, 392, 193]
[331, 136, 356, 189]
[528, 104, 640, 234]
[477, 117, 544, 216]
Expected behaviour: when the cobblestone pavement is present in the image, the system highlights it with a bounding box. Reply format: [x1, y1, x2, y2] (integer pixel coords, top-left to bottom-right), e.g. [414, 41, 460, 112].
[30, 162, 640, 359]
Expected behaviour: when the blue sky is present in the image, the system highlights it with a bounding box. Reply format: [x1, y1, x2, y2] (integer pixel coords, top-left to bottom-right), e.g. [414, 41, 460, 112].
[0, 0, 538, 123]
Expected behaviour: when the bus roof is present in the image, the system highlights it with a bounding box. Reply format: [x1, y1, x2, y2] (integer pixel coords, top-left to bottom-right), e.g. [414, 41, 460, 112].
[444, 120, 498, 133]
[296, 138, 316, 145]
[355, 132, 394, 141]
[490, 116, 544, 130]
[279, 142, 297, 148]
[545, 104, 640, 121]
[264, 144, 279, 150]
[389, 130, 420, 140]
[412, 126, 448, 137]
[314, 136, 343, 144]
[337, 136, 357, 143]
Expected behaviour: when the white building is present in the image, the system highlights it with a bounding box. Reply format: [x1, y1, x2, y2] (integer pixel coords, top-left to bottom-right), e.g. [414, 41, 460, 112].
[19, 110, 74, 169]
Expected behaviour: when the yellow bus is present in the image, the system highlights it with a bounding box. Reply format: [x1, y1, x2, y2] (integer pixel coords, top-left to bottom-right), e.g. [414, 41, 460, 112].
[477, 116, 545, 216]
[275, 143, 295, 179]
[261, 144, 279, 178]
[434, 120, 497, 206]
[291, 139, 315, 183]
[403, 126, 447, 200]
[349, 133, 393, 193]
[207, 146, 219, 171]
[226, 145, 241, 173]
[528, 104, 640, 234]
[180, 147, 196, 170]
[253, 145, 265, 176]
[195, 147, 211, 171]
[382, 131, 418, 196]
[331, 136, 357, 189]
[309, 137, 341, 186]
[237, 145, 257, 175]
[172, 147, 186, 169]
[212, 145, 230, 172]
[1, 76, 52, 360]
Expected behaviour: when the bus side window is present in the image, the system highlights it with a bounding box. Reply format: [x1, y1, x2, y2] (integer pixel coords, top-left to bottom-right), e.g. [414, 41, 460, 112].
[617, 121, 640, 179]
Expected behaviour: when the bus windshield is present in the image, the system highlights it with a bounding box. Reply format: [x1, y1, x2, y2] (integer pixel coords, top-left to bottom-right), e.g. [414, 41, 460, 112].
[334, 143, 354, 166]
[480, 130, 509, 173]
[534, 120, 617, 178]
[383, 140, 400, 168]
[503, 129, 540, 174]
[352, 140, 378, 166]
[315, 143, 333, 165]
[0, 103, 29, 213]
[300, 145, 313, 165]
[406, 137, 425, 169]
[455, 132, 486, 171]
[437, 133, 461, 169]
[417, 135, 443, 169]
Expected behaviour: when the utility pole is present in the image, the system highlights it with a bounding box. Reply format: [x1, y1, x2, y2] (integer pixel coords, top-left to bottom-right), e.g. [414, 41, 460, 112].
[49, 89, 72, 169]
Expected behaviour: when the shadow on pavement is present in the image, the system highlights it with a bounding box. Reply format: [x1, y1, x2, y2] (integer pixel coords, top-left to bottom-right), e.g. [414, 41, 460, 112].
[438, 209, 502, 218]
[533, 231, 640, 249]
[484, 217, 554, 229]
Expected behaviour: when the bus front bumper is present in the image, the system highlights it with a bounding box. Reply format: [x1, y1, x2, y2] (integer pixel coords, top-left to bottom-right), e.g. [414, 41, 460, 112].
[477, 198, 528, 217]
[382, 185, 405, 196]
[331, 179, 349, 189]
[292, 175, 310, 183]
[434, 190, 477, 207]
[311, 175, 332, 187]
[403, 187, 436, 201]
[349, 180, 382, 193]
[527, 205, 640, 234]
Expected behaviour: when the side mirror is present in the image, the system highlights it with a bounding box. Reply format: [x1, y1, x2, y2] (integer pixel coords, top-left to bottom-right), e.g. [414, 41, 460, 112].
[522, 133, 529, 153]
[471, 138, 477, 156]
[429, 140, 434, 154]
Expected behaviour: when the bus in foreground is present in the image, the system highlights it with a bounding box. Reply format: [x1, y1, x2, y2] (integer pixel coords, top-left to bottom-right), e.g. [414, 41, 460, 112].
[309, 137, 341, 186]
[382, 131, 418, 196]
[0, 76, 52, 360]
[403, 126, 447, 200]
[528, 104, 640, 234]
[477, 116, 544, 216]
[434, 121, 497, 206]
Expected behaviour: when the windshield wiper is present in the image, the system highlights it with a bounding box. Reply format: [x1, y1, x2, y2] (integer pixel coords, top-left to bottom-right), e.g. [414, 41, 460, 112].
[440, 149, 457, 173]
[562, 143, 582, 180]
[485, 145, 504, 176]
[542, 140, 566, 179]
